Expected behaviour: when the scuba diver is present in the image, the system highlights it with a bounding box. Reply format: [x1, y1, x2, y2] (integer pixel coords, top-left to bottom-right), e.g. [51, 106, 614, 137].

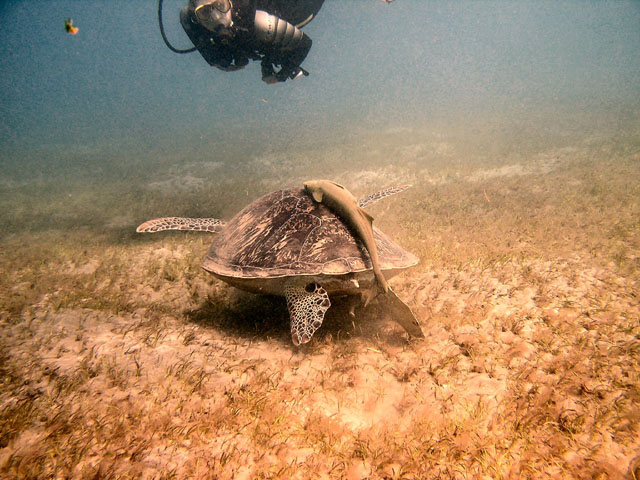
[159, 0, 325, 83]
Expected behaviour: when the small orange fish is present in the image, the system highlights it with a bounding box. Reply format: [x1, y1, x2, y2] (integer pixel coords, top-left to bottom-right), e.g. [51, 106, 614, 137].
[65, 18, 79, 35]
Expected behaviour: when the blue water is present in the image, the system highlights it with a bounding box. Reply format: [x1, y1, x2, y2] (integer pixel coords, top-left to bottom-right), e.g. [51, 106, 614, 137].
[1, 0, 640, 231]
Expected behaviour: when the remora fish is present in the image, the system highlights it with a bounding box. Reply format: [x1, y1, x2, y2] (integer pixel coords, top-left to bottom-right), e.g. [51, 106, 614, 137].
[303, 180, 388, 300]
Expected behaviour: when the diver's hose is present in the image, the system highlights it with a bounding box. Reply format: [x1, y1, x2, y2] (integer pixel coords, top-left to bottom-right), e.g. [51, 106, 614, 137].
[158, 0, 196, 54]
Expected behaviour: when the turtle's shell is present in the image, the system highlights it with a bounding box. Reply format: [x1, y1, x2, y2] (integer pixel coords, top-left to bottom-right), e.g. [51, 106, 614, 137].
[201, 188, 417, 295]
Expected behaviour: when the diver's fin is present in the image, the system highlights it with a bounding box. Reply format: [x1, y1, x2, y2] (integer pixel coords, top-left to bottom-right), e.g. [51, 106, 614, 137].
[383, 287, 425, 338]
[285, 281, 331, 346]
[357, 185, 412, 208]
[136, 217, 225, 233]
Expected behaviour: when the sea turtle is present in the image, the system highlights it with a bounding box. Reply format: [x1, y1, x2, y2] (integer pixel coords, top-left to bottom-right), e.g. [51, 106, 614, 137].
[136, 184, 424, 345]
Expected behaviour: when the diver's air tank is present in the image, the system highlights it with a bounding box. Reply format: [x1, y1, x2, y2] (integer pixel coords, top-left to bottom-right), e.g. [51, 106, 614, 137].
[253, 10, 305, 50]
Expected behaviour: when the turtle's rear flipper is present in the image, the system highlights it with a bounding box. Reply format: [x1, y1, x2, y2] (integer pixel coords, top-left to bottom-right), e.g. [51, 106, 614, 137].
[384, 287, 424, 338]
[136, 217, 225, 233]
[285, 282, 331, 346]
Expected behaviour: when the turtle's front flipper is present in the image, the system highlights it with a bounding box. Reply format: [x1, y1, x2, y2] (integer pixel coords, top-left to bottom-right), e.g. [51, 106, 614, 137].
[136, 217, 225, 233]
[284, 281, 331, 346]
[383, 287, 424, 339]
[357, 185, 411, 208]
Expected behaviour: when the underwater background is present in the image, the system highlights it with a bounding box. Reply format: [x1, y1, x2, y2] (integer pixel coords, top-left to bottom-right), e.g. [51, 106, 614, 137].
[2, 0, 640, 236]
[1, 1, 640, 479]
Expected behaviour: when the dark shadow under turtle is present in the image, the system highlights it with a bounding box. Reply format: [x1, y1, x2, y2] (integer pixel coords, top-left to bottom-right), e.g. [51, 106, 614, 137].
[137, 185, 424, 345]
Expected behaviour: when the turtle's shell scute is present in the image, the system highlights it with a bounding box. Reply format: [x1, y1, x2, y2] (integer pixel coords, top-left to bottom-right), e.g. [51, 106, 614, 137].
[202, 188, 417, 279]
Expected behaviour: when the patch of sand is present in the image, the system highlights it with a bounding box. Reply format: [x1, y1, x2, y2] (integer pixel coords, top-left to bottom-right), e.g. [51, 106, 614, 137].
[1, 140, 639, 478]
[2, 251, 638, 478]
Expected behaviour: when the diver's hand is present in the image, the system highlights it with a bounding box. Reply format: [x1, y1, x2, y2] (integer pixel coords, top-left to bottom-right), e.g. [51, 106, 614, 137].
[275, 70, 290, 82]
[261, 63, 307, 83]
[262, 70, 289, 84]
[262, 74, 279, 84]
[275, 67, 300, 82]
[261, 59, 280, 84]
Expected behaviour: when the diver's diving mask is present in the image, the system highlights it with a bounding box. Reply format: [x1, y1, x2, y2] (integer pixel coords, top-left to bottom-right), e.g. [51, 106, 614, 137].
[194, 0, 233, 32]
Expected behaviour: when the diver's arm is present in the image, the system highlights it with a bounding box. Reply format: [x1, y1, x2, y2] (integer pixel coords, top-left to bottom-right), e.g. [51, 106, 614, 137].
[253, 10, 312, 81]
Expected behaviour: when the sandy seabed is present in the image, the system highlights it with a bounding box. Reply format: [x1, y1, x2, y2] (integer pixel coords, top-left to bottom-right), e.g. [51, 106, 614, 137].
[1, 131, 639, 479]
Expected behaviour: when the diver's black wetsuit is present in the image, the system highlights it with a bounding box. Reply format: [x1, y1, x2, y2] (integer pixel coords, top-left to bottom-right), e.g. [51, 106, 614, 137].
[180, 0, 323, 82]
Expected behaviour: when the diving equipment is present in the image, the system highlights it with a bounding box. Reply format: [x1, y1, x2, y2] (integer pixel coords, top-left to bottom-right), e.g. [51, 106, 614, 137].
[194, 0, 233, 33]
[254, 10, 305, 51]
[158, 0, 196, 53]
